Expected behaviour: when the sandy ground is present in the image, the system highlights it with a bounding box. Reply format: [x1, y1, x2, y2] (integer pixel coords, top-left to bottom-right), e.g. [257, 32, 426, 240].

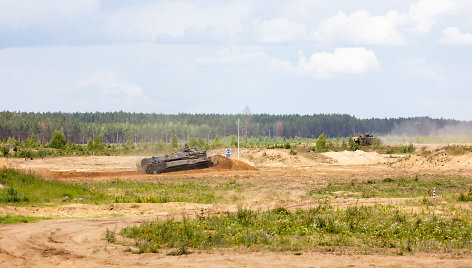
[2, 149, 472, 267]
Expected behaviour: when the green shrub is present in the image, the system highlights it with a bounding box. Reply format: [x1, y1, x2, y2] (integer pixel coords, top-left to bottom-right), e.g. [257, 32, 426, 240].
[400, 143, 415, 154]
[348, 137, 359, 151]
[48, 130, 66, 149]
[105, 229, 116, 243]
[315, 134, 327, 152]
[458, 187, 472, 202]
[18, 149, 34, 160]
[0, 146, 9, 157]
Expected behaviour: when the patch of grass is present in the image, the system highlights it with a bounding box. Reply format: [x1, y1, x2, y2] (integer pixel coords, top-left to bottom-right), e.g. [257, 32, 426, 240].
[0, 169, 225, 206]
[442, 145, 472, 155]
[122, 205, 472, 253]
[96, 181, 216, 204]
[0, 168, 106, 204]
[0, 214, 50, 225]
[307, 175, 472, 199]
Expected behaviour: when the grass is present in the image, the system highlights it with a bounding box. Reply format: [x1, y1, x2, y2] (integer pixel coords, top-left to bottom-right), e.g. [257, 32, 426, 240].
[92, 180, 217, 204]
[0, 168, 220, 205]
[0, 168, 106, 204]
[121, 204, 472, 253]
[0, 214, 50, 225]
[306, 174, 472, 199]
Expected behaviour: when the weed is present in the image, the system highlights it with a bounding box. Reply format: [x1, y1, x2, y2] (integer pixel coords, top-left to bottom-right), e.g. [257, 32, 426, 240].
[167, 245, 191, 256]
[105, 229, 116, 243]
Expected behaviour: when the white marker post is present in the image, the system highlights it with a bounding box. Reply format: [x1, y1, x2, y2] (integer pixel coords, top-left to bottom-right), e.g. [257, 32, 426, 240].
[433, 187, 436, 199]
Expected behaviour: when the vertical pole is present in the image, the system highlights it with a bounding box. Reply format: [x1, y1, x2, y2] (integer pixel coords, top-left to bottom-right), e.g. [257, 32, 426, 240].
[433, 187, 436, 199]
[238, 118, 240, 160]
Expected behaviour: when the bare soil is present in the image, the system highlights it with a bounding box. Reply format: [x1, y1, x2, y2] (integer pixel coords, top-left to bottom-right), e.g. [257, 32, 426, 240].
[2, 149, 472, 267]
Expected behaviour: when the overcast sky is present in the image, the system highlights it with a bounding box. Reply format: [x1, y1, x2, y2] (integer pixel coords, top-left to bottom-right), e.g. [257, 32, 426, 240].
[1, 0, 471, 119]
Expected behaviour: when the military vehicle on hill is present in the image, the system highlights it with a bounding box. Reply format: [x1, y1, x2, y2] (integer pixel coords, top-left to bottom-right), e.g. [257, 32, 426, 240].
[136, 145, 213, 174]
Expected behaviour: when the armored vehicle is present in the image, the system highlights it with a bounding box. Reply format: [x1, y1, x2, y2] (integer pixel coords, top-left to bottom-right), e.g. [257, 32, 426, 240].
[353, 133, 376, 146]
[137, 145, 213, 174]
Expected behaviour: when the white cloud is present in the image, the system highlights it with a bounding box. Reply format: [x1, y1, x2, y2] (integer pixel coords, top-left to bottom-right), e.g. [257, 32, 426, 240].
[254, 18, 306, 43]
[440, 26, 472, 44]
[314, 0, 463, 45]
[103, 2, 250, 42]
[80, 71, 143, 100]
[408, 0, 458, 33]
[0, 0, 99, 30]
[200, 46, 380, 79]
[314, 10, 406, 45]
[295, 47, 380, 79]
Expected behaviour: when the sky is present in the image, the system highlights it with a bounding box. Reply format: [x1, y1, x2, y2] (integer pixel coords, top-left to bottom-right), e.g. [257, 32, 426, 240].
[0, 0, 472, 119]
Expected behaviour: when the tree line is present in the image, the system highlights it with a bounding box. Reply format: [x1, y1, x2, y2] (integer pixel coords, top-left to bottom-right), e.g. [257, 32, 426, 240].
[1, 111, 471, 144]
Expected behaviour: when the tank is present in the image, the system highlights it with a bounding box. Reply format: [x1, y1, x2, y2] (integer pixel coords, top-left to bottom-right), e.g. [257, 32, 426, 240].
[353, 133, 376, 146]
[137, 145, 213, 174]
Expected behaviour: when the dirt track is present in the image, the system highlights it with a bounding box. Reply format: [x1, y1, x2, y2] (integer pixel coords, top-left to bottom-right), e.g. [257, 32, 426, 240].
[2, 149, 472, 267]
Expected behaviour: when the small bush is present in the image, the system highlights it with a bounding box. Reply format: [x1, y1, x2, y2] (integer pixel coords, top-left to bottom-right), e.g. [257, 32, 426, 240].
[0, 146, 9, 156]
[400, 144, 415, 154]
[284, 142, 291, 149]
[105, 229, 116, 243]
[458, 187, 472, 202]
[18, 149, 34, 160]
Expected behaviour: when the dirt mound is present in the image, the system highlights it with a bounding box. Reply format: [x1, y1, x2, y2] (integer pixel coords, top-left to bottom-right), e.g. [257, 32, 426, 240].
[211, 155, 257, 171]
[389, 150, 472, 170]
[237, 149, 318, 168]
[322, 150, 390, 165]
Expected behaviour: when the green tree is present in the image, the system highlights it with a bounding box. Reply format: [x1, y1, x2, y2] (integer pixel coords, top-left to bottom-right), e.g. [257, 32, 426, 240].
[213, 135, 222, 147]
[24, 133, 40, 148]
[48, 130, 66, 149]
[87, 138, 94, 151]
[348, 136, 359, 151]
[230, 135, 238, 147]
[95, 134, 104, 150]
[171, 135, 179, 148]
[315, 133, 327, 152]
